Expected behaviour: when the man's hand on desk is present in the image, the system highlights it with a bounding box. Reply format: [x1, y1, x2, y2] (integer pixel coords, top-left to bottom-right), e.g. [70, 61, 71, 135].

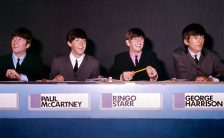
[6, 69, 21, 80]
[120, 71, 135, 81]
[195, 76, 213, 82]
[53, 75, 65, 81]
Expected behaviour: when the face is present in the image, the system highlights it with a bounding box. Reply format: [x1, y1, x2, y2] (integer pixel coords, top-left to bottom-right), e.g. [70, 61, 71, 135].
[184, 35, 205, 53]
[126, 36, 144, 54]
[68, 38, 87, 58]
[11, 36, 30, 57]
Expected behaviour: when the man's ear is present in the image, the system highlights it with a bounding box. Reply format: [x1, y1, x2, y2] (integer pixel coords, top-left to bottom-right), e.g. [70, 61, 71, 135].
[184, 39, 189, 46]
[26, 43, 31, 49]
[126, 40, 130, 47]
[67, 41, 72, 47]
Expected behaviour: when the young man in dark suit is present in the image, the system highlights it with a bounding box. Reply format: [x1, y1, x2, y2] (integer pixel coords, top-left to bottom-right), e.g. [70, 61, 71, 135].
[109, 28, 162, 81]
[0, 27, 45, 81]
[173, 23, 224, 81]
[50, 28, 100, 81]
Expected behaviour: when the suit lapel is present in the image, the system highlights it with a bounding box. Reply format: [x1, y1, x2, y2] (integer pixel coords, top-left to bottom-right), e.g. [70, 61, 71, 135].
[198, 49, 206, 65]
[183, 47, 198, 66]
[184, 50, 209, 76]
[126, 53, 135, 68]
[138, 52, 148, 67]
[8, 55, 16, 69]
[67, 55, 74, 73]
[20, 54, 29, 67]
[77, 55, 88, 73]
[186, 53, 197, 66]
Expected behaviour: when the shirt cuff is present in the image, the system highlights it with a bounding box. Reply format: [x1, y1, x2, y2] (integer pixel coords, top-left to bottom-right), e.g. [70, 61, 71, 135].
[209, 76, 219, 82]
[20, 74, 28, 82]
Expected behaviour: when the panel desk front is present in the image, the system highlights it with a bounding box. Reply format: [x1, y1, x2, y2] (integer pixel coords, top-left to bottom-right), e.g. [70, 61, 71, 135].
[0, 81, 224, 119]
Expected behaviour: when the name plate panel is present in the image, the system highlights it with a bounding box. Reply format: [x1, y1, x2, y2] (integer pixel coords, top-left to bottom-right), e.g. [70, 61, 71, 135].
[101, 93, 162, 110]
[173, 93, 224, 110]
[29, 93, 90, 110]
[0, 93, 19, 110]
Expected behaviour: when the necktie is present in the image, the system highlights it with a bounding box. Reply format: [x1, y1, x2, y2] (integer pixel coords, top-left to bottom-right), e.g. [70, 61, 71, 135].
[16, 58, 21, 72]
[73, 59, 78, 72]
[194, 55, 199, 64]
[135, 55, 138, 66]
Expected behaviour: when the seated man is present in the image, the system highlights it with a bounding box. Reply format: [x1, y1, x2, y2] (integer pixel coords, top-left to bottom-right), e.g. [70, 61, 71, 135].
[0, 27, 45, 81]
[109, 28, 163, 81]
[50, 28, 100, 81]
[173, 23, 224, 81]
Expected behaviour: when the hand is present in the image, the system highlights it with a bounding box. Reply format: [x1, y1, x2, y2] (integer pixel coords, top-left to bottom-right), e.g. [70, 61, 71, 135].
[195, 76, 212, 82]
[146, 66, 158, 80]
[53, 75, 65, 81]
[6, 69, 21, 80]
[120, 71, 135, 81]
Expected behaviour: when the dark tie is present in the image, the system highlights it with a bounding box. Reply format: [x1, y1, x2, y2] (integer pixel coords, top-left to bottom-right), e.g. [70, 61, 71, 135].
[135, 55, 138, 66]
[194, 55, 199, 64]
[16, 58, 21, 72]
[73, 59, 78, 72]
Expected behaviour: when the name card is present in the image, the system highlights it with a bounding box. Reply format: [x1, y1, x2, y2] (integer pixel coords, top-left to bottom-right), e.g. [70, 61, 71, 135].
[0, 93, 19, 110]
[29, 93, 90, 110]
[173, 93, 224, 110]
[101, 93, 162, 110]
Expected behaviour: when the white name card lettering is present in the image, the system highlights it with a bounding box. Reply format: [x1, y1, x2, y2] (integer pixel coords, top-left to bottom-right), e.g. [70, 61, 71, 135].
[29, 93, 90, 110]
[173, 93, 224, 110]
[101, 93, 162, 110]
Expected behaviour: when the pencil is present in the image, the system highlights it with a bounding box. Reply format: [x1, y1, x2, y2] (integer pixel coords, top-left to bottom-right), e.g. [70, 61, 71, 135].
[133, 67, 147, 74]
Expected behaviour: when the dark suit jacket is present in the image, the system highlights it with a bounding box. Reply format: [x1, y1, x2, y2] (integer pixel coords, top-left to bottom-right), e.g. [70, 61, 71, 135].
[173, 47, 224, 81]
[0, 53, 45, 81]
[109, 51, 163, 81]
[50, 54, 100, 81]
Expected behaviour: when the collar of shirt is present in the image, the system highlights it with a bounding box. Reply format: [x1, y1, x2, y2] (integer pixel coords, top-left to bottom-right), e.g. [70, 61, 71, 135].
[69, 53, 85, 68]
[12, 53, 26, 68]
[129, 51, 142, 65]
[188, 48, 201, 60]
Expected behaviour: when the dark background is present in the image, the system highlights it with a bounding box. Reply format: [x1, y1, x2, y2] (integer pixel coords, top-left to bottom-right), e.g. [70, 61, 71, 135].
[0, 0, 224, 79]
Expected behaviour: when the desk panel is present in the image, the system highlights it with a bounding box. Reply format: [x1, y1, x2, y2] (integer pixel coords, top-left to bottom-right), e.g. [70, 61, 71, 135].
[1, 82, 224, 119]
